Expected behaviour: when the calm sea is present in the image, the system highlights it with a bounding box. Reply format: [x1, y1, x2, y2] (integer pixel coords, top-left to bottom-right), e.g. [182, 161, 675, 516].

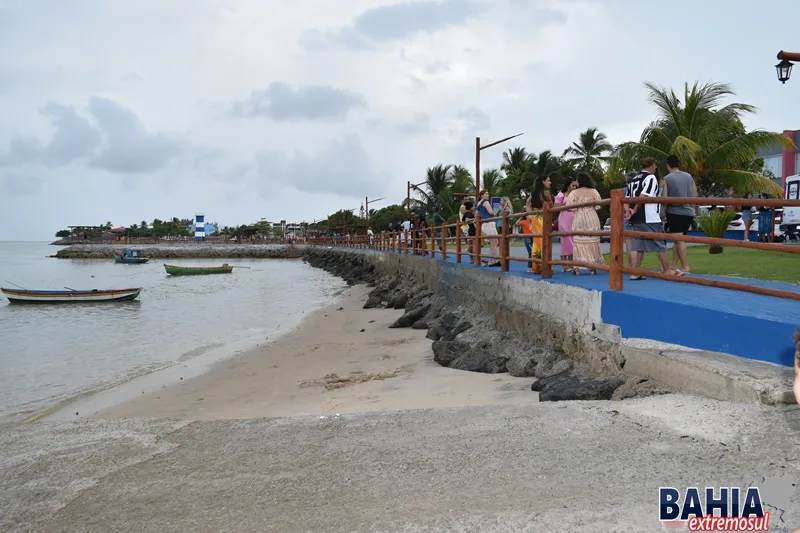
[0, 242, 344, 421]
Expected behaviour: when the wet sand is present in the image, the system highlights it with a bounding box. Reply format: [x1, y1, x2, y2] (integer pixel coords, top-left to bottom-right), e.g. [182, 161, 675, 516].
[98, 285, 533, 420]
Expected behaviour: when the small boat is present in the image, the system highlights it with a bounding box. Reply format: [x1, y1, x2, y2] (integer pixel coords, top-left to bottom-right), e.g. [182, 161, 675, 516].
[163, 263, 234, 276]
[115, 249, 150, 264]
[1, 287, 142, 304]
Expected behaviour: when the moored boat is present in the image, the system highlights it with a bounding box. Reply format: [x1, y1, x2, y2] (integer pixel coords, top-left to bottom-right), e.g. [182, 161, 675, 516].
[1, 287, 143, 304]
[115, 249, 149, 264]
[163, 263, 234, 276]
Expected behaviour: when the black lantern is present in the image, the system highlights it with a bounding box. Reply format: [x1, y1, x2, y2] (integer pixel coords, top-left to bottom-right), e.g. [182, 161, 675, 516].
[776, 59, 793, 84]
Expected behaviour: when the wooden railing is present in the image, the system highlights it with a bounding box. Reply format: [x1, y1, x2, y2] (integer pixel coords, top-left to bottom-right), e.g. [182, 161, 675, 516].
[311, 189, 800, 302]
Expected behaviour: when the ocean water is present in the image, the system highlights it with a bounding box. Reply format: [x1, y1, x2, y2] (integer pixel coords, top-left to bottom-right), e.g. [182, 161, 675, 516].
[0, 242, 345, 420]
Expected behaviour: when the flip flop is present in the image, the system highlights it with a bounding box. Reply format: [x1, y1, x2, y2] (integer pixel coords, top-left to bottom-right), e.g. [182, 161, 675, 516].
[630, 275, 646, 281]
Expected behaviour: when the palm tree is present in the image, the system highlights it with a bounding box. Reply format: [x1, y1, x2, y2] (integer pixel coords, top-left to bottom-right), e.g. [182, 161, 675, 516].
[606, 81, 791, 196]
[412, 164, 453, 216]
[563, 127, 613, 174]
[481, 168, 504, 197]
[500, 147, 535, 198]
[450, 165, 473, 194]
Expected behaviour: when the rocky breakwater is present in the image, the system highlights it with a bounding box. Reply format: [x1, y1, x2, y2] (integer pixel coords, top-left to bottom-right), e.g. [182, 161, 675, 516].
[53, 244, 303, 259]
[304, 248, 671, 401]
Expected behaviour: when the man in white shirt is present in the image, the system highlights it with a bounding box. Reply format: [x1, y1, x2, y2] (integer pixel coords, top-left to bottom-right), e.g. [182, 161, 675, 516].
[625, 157, 681, 279]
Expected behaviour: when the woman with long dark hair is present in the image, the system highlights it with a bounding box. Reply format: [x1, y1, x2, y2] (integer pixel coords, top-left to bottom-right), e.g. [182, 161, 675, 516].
[526, 175, 552, 274]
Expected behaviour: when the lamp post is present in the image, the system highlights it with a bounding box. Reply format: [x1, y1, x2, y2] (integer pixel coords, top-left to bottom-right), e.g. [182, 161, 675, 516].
[407, 180, 426, 217]
[365, 196, 384, 222]
[475, 133, 524, 195]
[775, 50, 800, 83]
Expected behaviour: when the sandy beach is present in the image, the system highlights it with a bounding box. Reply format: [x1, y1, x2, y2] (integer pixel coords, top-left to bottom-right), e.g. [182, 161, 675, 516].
[98, 285, 534, 420]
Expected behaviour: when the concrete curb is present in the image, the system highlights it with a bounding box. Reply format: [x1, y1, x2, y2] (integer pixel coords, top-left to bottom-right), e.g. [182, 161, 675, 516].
[622, 341, 795, 405]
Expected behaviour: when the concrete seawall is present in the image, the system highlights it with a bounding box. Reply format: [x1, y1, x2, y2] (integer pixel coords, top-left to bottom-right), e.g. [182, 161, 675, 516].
[53, 243, 304, 259]
[306, 248, 795, 405]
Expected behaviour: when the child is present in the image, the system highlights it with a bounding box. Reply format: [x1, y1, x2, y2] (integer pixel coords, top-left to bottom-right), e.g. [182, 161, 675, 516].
[462, 201, 476, 256]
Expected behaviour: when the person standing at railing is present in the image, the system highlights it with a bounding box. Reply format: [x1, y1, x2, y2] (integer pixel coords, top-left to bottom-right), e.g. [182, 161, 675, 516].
[625, 157, 682, 279]
[462, 201, 476, 257]
[476, 190, 501, 267]
[664, 155, 698, 275]
[527, 176, 553, 274]
[566, 173, 604, 275]
[555, 178, 578, 271]
[516, 196, 534, 270]
[757, 193, 774, 243]
[739, 193, 755, 242]
[433, 206, 445, 252]
[496, 197, 513, 232]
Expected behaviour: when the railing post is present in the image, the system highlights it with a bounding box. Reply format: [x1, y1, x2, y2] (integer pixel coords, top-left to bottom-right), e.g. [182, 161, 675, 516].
[501, 212, 510, 272]
[609, 188, 625, 291]
[441, 224, 447, 260]
[474, 214, 482, 265]
[455, 223, 462, 263]
[430, 226, 435, 258]
[541, 203, 553, 279]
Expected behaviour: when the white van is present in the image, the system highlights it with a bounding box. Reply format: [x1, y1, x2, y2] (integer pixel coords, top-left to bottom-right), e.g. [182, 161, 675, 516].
[780, 175, 800, 242]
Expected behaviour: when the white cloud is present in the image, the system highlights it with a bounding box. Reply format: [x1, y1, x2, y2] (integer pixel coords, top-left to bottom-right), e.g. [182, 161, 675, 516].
[0, 0, 798, 240]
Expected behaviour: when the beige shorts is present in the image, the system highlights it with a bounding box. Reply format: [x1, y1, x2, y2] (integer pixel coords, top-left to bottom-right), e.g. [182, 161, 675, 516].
[481, 222, 498, 236]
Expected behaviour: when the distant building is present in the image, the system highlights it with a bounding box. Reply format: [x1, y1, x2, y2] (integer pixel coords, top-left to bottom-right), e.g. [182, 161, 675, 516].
[194, 213, 205, 240]
[758, 129, 800, 188]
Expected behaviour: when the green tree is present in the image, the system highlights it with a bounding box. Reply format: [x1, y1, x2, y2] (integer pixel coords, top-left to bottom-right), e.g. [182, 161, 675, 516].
[500, 147, 535, 198]
[563, 127, 613, 175]
[55, 229, 70, 238]
[481, 168, 504, 197]
[606, 81, 791, 196]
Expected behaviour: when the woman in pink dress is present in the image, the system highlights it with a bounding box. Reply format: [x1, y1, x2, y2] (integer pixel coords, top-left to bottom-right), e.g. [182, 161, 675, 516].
[554, 178, 578, 271]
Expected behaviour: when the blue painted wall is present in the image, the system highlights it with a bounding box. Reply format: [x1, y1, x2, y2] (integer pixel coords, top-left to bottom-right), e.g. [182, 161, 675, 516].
[601, 291, 797, 367]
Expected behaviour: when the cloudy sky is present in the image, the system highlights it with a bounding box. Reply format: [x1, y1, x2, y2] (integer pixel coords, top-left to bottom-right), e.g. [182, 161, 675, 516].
[1, 0, 798, 240]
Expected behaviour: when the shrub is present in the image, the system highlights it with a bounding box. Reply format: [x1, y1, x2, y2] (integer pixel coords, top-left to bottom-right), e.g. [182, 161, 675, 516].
[697, 209, 737, 254]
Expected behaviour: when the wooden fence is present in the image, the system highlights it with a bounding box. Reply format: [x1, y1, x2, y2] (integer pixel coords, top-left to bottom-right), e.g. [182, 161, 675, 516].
[309, 188, 800, 302]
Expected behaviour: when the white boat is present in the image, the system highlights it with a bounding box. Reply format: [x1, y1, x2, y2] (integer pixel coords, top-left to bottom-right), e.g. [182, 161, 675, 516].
[1, 287, 142, 304]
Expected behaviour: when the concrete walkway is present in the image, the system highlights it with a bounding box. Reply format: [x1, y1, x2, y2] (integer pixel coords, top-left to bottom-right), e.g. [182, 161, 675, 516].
[2, 395, 799, 532]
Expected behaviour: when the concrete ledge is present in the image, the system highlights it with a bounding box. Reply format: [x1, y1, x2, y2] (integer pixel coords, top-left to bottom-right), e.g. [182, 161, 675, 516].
[622, 341, 795, 405]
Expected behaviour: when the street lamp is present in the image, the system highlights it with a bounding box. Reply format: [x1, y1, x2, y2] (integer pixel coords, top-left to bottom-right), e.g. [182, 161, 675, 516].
[365, 196, 384, 221]
[475, 133, 524, 195]
[407, 180, 426, 217]
[777, 59, 793, 84]
[775, 50, 800, 84]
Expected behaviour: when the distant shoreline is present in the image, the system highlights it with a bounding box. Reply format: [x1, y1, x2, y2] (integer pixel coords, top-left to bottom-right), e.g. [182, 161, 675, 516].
[52, 243, 305, 259]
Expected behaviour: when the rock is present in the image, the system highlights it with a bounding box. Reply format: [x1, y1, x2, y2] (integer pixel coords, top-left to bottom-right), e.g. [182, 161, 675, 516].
[411, 317, 431, 330]
[426, 312, 472, 341]
[359, 329, 365, 332]
[449, 342, 509, 374]
[432, 340, 469, 367]
[506, 347, 560, 378]
[391, 292, 409, 309]
[537, 358, 573, 378]
[363, 295, 384, 309]
[611, 377, 672, 400]
[532, 372, 626, 401]
[406, 290, 433, 311]
[389, 304, 430, 328]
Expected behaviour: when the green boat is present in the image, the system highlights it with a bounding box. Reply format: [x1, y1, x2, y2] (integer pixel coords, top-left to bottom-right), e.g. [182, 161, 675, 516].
[163, 263, 234, 276]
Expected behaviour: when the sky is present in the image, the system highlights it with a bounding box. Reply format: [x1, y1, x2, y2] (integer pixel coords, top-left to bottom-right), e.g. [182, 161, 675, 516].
[1, 0, 799, 240]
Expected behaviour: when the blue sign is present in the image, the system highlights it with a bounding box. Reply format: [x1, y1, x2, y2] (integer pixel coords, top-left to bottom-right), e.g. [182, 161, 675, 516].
[491, 197, 502, 213]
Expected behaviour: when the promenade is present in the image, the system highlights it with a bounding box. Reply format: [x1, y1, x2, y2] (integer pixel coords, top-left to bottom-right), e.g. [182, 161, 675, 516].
[336, 241, 800, 368]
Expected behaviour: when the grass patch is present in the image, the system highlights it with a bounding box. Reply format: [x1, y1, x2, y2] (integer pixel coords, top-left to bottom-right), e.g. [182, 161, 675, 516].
[300, 365, 413, 391]
[603, 246, 800, 284]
